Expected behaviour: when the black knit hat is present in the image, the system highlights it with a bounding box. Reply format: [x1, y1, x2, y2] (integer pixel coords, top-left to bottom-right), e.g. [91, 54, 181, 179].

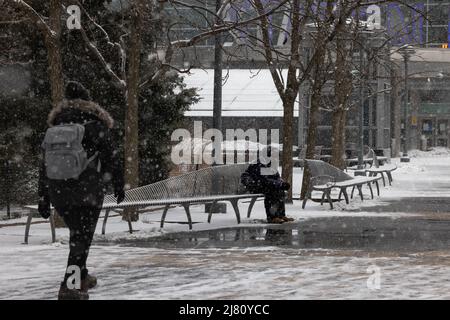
[65, 81, 91, 101]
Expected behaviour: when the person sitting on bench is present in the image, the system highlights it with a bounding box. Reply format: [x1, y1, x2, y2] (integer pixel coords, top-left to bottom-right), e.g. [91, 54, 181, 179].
[241, 146, 293, 224]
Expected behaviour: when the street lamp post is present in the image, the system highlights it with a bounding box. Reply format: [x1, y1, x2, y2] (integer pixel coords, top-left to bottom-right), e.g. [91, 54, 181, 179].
[398, 45, 415, 162]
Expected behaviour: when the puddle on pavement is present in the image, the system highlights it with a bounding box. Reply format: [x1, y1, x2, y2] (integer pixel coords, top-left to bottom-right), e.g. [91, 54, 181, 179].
[98, 215, 450, 253]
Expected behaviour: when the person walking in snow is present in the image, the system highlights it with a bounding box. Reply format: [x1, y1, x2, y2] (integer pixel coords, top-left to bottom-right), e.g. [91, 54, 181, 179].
[241, 146, 293, 224]
[38, 81, 125, 300]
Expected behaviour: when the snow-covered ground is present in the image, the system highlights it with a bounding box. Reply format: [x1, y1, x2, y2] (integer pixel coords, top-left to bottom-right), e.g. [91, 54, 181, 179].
[1, 150, 450, 299]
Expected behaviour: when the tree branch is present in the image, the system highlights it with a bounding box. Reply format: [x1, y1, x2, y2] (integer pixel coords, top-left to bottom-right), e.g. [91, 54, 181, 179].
[7, 0, 54, 39]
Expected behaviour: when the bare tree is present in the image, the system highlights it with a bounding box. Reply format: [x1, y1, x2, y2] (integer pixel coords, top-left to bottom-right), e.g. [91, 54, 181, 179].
[330, 8, 359, 169]
[300, 0, 335, 199]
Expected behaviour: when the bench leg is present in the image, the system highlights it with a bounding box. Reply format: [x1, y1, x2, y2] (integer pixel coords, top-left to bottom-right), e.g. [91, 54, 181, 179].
[160, 204, 171, 228]
[386, 171, 393, 185]
[182, 204, 193, 230]
[247, 197, 257, 218]
[325, 190, 333, 209]
[341, 187, 349, 204]
[102, 209, 110, 235]
[126, 210, 133, 234]
[49, 209, 56, 243]
[357, 185, 364, 201]
[24, 210, 33, 244]
[207, 200, 218, 223]
[351, 186, 355, 199]
[230, 199, 241, 224]
[374, 180, 380, 196]
[367, 182, 374, 199]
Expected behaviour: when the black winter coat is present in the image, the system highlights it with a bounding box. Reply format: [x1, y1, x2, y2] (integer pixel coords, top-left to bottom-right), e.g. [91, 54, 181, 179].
[38, 99, 124, 209]
[241, 161, 284, 195]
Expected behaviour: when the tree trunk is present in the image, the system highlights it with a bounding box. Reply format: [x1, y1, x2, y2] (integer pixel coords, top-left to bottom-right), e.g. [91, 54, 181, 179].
[45, 39, 64, 109]
[330, 31, 351, 170]
[123, 1, 143, 222]
[300, 37, 327, 200]
[300, 88, 321, 199]
[330, 108, 347, 169]
[46, 0, 64, 108]
[281, 97, 295, 202]
[47, 0, 65, 227]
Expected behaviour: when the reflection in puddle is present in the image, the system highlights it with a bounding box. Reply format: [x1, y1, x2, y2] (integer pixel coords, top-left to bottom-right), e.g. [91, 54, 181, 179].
[99, 216, 450, 253]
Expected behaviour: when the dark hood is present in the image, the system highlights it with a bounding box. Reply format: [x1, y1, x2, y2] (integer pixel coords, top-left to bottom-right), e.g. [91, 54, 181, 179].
[47, 99, 114, 129]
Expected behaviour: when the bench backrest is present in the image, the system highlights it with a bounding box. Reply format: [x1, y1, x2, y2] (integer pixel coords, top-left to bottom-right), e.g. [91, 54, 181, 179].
[103, 163, 251, 205]
[299, 145, 323, 160]
[305, 159, 354, 182]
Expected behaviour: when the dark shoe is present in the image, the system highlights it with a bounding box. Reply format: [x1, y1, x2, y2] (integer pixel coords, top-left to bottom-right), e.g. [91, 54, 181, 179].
[58, 282, 89, 300]
[267, 217, 285, 224]
[281, 216, 295, 222]
[81, 274, 97, 292]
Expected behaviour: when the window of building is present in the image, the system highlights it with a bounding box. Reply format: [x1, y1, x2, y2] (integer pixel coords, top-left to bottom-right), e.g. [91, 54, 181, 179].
[427, 26, 449, 44]
[422, 119, 433, 133]
[427, 4, 450, 26]
[438, 120, 448, 135]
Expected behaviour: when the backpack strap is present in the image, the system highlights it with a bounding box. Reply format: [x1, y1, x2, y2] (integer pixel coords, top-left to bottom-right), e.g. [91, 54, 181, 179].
[85, 151, 100, 172]
[81, 120, 101, 173]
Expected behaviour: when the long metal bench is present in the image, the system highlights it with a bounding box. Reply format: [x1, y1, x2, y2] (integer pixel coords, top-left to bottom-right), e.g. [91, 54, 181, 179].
[24, 164, 263, 243]
[302, 159, 382, 209]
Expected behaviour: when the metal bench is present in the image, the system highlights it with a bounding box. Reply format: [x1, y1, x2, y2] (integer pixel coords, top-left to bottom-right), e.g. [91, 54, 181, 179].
[302, 159, 382, 209]
[345, 146, 388, 169]
[24, 164, 264, 243]
[366, 148, 397, 186]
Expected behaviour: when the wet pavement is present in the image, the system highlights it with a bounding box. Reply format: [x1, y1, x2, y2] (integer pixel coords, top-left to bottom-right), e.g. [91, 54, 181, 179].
[100, 214, 450, 253]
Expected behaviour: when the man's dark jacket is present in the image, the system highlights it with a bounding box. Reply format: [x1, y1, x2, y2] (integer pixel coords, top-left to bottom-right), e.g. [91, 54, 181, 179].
[241, 161, 287, 195]
[38, 99, 124, 209]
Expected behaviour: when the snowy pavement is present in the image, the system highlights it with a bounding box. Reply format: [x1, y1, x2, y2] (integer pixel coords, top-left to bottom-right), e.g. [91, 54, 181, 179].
[1, 150, 450, 299]
[3, 244, 450, 300]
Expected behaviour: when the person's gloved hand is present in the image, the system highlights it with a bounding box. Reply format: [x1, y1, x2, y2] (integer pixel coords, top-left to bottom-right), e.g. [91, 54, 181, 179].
[38, 196, 51, 219]
[114, 189, 125, 204]
[281, 181, 291, 190]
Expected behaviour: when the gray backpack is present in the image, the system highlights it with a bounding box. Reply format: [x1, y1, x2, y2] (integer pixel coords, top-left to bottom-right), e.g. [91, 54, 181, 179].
[42, 123, 98, 180]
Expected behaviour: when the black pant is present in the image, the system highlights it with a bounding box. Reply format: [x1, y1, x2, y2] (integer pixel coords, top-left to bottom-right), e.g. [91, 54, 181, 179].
[264, 189, 286, 219]
[57, 206, 101, 282]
